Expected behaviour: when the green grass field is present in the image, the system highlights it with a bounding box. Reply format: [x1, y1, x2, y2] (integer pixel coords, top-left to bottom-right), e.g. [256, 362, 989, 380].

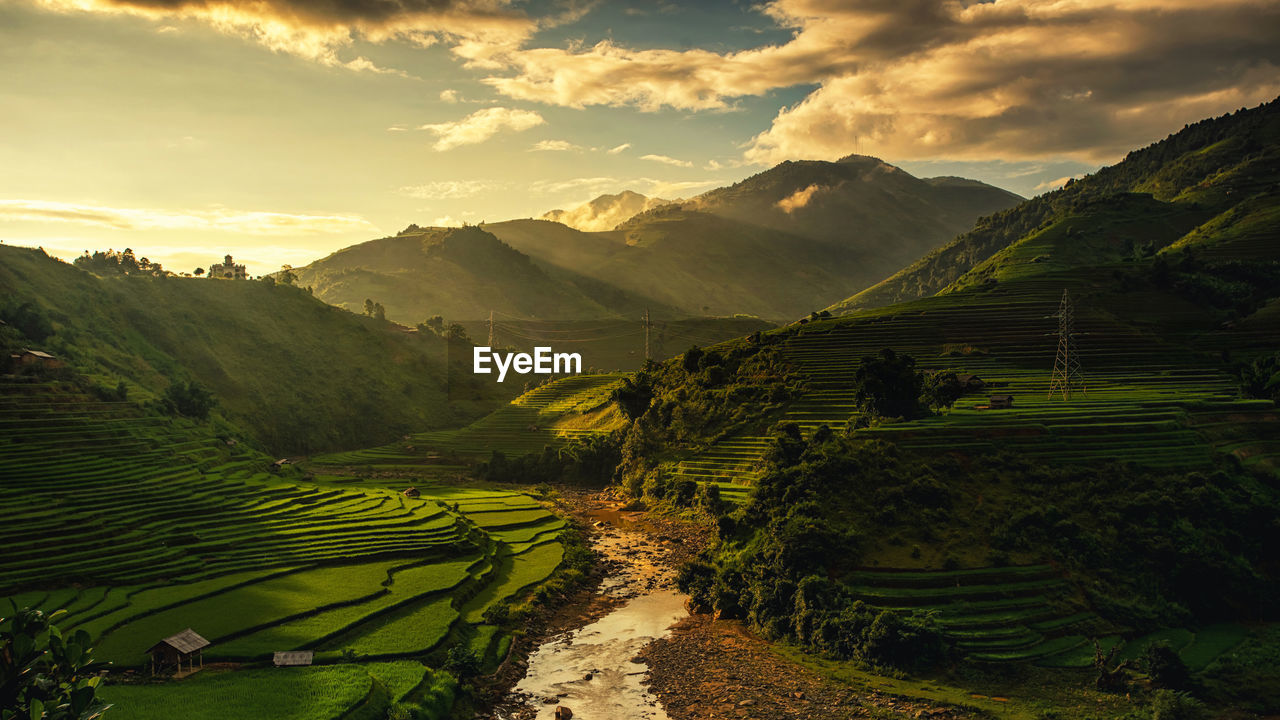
[100, 661, 438, 720]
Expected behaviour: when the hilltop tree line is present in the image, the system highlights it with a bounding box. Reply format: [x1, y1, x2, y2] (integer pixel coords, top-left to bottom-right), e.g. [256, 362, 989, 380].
[74, 249, 167, 277]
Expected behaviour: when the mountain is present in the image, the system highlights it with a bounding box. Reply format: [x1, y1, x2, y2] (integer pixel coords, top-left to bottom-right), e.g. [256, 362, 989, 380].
[827, 98, 1280, 315]
[0, 245, 509, 453]
[483, 158, 1022, 321]
[292, 158, 1020, 325]
[289, 224, 668, 324]
[541, 190, 670, 231]
[488, 212, 854, 320]
[685, 155, 1021, 249]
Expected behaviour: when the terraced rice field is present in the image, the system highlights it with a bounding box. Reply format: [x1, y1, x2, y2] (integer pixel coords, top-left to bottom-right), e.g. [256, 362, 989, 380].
[844, 565, 1106, 663]
[0, 381, 568, 673]
[311, 373, 628, 470]
[668, 274, 1277, 489]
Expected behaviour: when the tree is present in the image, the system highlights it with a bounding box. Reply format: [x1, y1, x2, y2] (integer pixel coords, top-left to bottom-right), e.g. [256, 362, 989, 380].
[161, 380, 216, 420]
[419, 316, 444, 334]
[0, 302, 54, 342]
[363, 299, 375, 317]
[193, 267, 205, 277]
[919, 370, 964, 410]
[682, 346, 704, 373]
[853, 349, 925, 420]
[1237, 352, 1280, 402]
[1143, 642, 1192, 690]
[373, 303, 386, 321]
[278, 265, 297, 286]
[611, 374, 653, 420]
[0, 606, 111, 720]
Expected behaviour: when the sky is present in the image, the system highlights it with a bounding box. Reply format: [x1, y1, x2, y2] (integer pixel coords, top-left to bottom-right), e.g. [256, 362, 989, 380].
[2, 0, 1277, 275]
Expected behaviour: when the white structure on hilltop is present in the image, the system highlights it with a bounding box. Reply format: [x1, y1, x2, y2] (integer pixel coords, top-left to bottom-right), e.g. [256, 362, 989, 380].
[207, 254, 247, 280]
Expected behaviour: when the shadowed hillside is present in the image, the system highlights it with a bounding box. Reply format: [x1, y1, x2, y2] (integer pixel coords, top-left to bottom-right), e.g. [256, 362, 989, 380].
[0, 245, 507, 453]
[288, 225, 665, 324]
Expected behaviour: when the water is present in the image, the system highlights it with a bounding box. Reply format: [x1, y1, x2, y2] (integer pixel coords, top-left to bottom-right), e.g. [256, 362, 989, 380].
[501, 508, 688, 720]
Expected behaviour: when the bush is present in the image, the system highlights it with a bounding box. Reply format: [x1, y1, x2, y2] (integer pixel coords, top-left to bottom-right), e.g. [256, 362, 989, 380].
[441, 646, 479, 679]
[0, 606, 110, 720]
[161, 379, 216, 419]
[1151, 690, 1208, 720]
[853, 349, 926, 420]
[1144, 642, 1193, 691]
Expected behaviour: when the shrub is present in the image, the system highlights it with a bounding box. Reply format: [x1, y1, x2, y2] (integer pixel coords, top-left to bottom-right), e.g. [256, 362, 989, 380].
[441, 646, 479, 679]
[1151, 690, 1208, 720]
[161, 379, 216, 419]
[1144, 642, 1193, 691]
[0, 606, 110, 720]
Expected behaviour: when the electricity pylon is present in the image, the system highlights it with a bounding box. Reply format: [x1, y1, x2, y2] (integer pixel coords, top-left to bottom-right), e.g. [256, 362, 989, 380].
[1048, 289, 1086, 400]
[643, 308, 651, 362]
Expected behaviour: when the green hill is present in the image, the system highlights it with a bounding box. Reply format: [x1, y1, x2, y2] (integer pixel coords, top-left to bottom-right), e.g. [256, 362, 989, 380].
[685, 155, 1021, 250]
[0, 245, 507, 454]
[485, 159, 1021, 321]
[494, 209, 915, 321]
[288, 225, 667, 325]
[828, 98, 1280, 314]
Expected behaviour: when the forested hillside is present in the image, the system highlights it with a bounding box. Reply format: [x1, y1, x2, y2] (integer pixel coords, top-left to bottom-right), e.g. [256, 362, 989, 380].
[829, 99, 1280, 314]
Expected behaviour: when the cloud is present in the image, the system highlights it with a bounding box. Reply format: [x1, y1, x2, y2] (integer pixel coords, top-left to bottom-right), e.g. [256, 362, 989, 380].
[528, 176, 621, 196]
[607, 143, 631, 155]
[542, 192, 669, 232]
[398, 180, 497, 199]
[29, 0, 537, 71]
[432, 215, 464, 227]
[0, 199, 376, 235]
[466, 0, 1280, 163]
[1032, 175, 1084, 194]
[775, 183, 822, 213]
[417, 107, 544, 150]
[529, 139, 582, 152]
[640, 153, 693, 168]
[439, 88, 460, 103]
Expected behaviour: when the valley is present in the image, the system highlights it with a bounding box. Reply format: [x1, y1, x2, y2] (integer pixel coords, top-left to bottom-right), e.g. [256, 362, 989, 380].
[3, 98, 1279, 720]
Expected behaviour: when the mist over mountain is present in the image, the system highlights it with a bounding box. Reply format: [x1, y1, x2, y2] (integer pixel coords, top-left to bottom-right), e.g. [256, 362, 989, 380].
[540, 190, 670, 231]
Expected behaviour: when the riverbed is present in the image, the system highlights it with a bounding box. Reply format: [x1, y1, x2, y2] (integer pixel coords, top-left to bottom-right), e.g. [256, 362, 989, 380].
[498, 506, 689, 720]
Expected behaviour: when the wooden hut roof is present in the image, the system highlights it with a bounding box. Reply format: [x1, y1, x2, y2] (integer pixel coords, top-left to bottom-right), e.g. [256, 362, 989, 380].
[147, 628, 210, 655]
[273, 651, 314, 667]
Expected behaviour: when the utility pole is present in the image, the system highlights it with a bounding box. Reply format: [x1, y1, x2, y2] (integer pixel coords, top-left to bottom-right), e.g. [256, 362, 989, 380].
[643, 308, 651, 362]
[1048, 289, 1086, 400]
[487, 310, 495, 347]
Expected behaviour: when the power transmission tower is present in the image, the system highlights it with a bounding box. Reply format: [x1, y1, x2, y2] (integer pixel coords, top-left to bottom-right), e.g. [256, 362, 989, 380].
[643, 308, 651, 362]
[487, 310, 495, 347]
[1048, 289, 1086, 400]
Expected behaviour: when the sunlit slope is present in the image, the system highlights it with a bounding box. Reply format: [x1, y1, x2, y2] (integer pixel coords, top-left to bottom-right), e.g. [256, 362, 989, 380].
[829, 97, 1280, 314]
[312, 373, 629, 469]
[457, 316, 776, 373]
[0, 245, 500, 454]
